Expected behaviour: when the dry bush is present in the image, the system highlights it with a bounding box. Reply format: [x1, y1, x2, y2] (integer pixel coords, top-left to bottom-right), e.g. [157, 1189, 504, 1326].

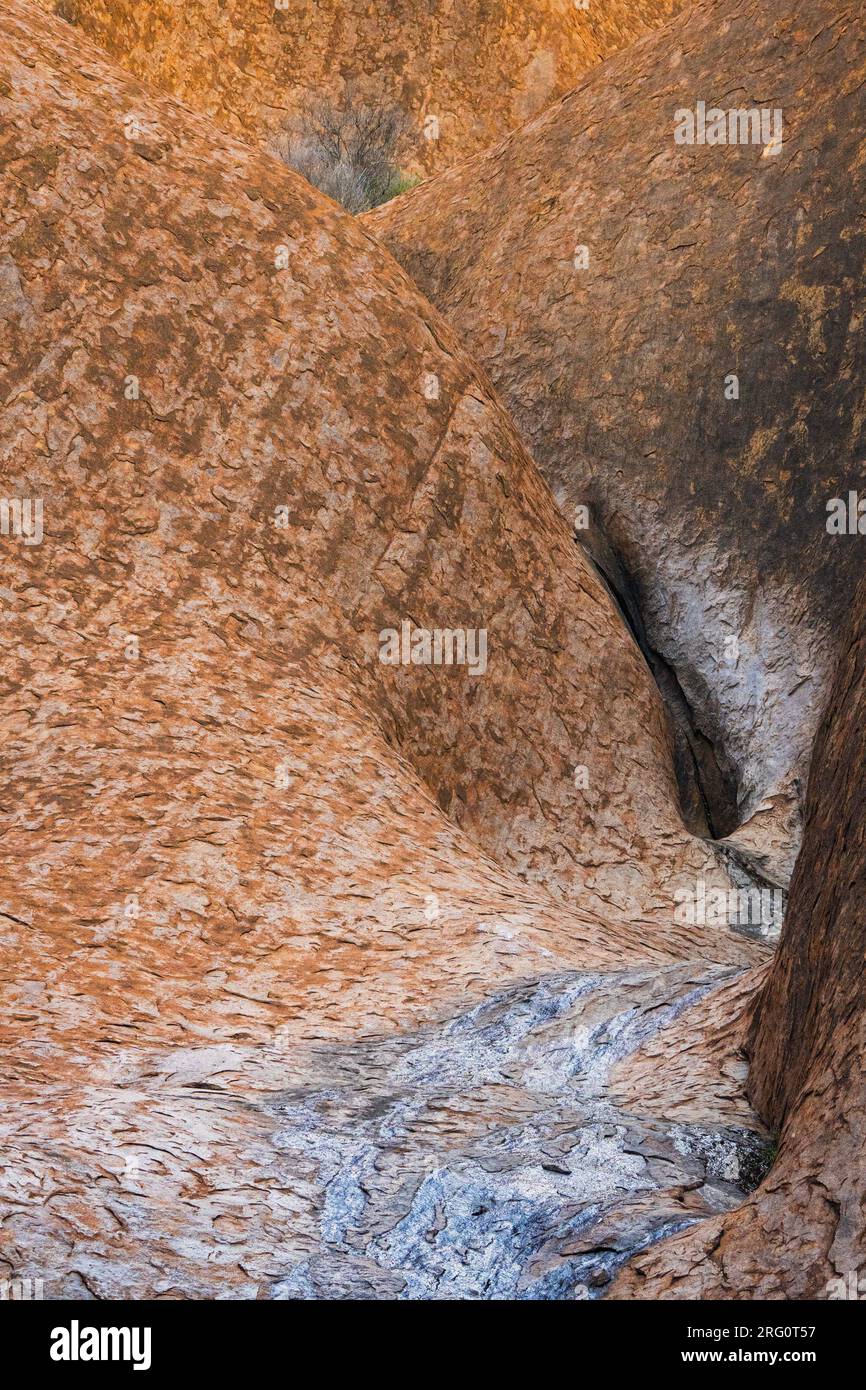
[271, 86, 418, 213]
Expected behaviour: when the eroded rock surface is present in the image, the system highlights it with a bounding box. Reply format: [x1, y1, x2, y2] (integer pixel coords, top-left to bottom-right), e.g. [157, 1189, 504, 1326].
[3, 959, 774, 1300]
[40, 0, 683, 176]
[370, 0, 866, 884]
[613, 574, 866, 1299]
[1, 3, 754, 942]
[0, 1, 765, 1298]
[263, 965, 772, 1300]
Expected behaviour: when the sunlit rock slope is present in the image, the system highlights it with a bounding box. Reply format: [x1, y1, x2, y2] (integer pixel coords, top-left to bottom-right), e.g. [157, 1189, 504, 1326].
[0, 1, 766, 1299]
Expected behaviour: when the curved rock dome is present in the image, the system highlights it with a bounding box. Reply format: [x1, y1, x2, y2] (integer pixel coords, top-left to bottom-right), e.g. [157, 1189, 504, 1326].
[0, 0, 761, 1298]
[370, 0, 866, 886]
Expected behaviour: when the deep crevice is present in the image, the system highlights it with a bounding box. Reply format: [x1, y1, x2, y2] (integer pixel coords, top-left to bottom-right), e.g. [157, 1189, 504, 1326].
[577, 532, 740, 840]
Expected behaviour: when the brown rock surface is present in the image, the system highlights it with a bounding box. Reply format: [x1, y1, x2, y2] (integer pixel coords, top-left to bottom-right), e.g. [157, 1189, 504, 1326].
[609, 963, 767, 1130]
[0, 0, 752, 946]
[369, 0, 866, 885]
[40, 0, 683, 175]
[0, 1, 767, 1298]
[613, 575, 866, 1299]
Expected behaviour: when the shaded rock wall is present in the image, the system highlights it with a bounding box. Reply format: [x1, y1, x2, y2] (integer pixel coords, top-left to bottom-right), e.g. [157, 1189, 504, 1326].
[41, 0, 683, 175]
[613, 574, 866, 1298]
[369, 0, 866, 885]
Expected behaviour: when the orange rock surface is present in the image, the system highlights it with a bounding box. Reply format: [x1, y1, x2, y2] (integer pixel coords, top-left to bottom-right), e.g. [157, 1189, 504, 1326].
[370, 0, 866, 888]
[1, 1, 766, 1299]
[40, 0, 683, 174]
[5, 0, 862, 1305]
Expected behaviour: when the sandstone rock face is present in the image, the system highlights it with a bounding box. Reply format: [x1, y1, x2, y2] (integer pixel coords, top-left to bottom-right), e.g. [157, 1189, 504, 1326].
[41, 0, 683, 176]
[369, 0, 866, 886]
[613, 574, 866, 1299]
[0, 1, 766, 1299]
[0, 1, 753, 945]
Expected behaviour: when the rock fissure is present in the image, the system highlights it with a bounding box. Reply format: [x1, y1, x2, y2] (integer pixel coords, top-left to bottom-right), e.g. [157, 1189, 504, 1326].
[1, 0, 862, 1305]
[580, 536, 740, 842]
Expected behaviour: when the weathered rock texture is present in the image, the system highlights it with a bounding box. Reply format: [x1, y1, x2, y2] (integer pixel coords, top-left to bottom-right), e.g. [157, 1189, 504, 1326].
[613, 574, 866, 1299]
[370, 0, 866, 885]
[41, 0, 683, 176]
[0, 1, 765, 1298]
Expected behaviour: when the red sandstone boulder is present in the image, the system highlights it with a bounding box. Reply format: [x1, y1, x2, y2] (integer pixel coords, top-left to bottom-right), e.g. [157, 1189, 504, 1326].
[369, 0, 866, 888]
[0, 1, 761, 1298]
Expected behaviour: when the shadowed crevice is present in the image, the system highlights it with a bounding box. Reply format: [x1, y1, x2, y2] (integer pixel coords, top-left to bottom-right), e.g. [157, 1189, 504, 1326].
[578, 532, 740, 841]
